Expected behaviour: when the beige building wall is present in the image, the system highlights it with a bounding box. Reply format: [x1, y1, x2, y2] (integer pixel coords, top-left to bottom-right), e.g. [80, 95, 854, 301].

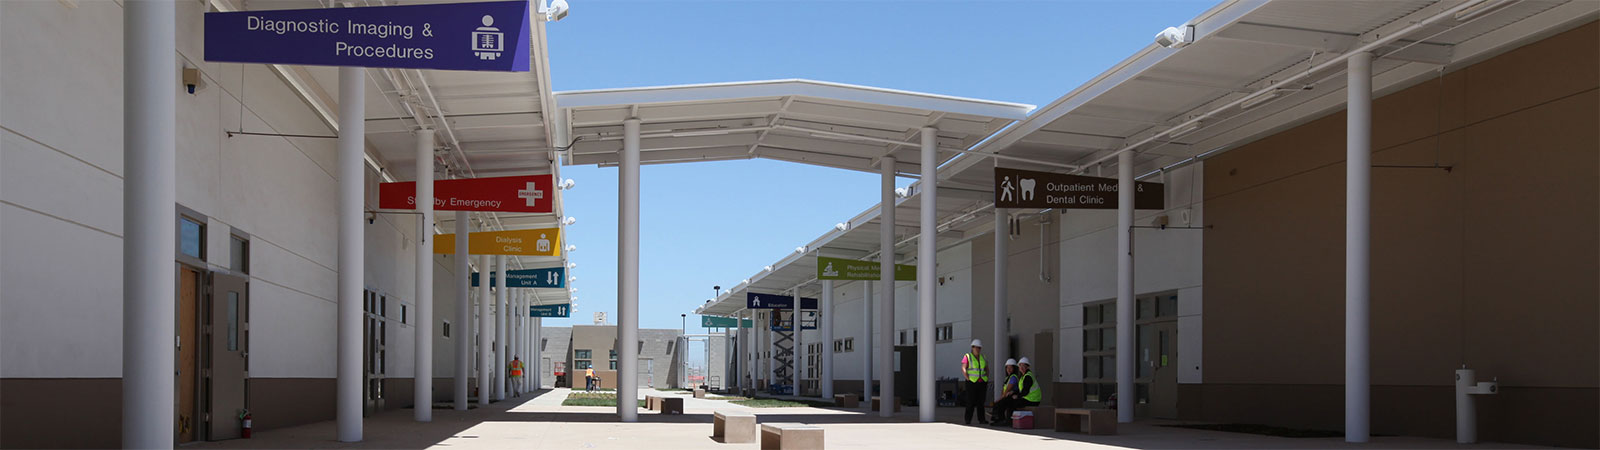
[1199, 21, 1598, 448]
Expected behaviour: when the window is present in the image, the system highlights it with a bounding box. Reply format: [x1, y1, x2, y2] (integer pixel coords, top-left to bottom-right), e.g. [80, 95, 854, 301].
[1082, 300, 1116, 404]
[899, 330, 906, 345]
[912, 329, 918, 344]
[442, 321, 452, 338]
[936, 323, 954, 343]
[229, 235, 249, 273]
[400, 304, 408, 325]
[179, 216, 205, 260]
[666, 340, 675, 355]
[226, 292, 239, 351]
[609, 361, 617, 370]
[541, 338, 549, 351]
[576, 349, 592, 370]
[844, 338, 853, 352]
[834, 339, 844, 353]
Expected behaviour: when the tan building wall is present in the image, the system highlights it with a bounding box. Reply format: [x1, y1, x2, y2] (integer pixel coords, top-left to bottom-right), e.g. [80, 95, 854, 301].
[1200, 21, 1598, 448]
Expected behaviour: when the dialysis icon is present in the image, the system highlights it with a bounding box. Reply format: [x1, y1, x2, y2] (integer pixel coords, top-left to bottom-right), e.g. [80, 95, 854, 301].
[472, 15, 503, 60]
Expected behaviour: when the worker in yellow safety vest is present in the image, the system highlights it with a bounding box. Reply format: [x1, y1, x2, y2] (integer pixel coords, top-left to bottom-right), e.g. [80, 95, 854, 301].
[960, 340, 989, 425]
[509, 356, 525, 397]
[992, 357, 1043, 427]
[585, 366, 596, 392]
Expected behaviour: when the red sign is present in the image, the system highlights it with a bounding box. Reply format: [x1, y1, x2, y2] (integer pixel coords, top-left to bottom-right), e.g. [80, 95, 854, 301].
[379, 175, 554, 213]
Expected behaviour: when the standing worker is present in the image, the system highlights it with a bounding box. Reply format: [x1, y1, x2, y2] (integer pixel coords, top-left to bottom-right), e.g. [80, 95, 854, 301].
[961, 340, 989, 425]
[585, 365, 596, 392]
[509, 356, 525, 397]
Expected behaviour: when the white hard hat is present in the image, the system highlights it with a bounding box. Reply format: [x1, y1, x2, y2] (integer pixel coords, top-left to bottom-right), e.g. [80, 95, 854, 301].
[1018, 357, 1032, 366]
[971, 339, 983, 348]
[1005, 358, 1017, 366]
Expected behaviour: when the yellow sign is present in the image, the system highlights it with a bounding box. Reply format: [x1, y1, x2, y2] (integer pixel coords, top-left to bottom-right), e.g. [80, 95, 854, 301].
[434, 228, 561, 256]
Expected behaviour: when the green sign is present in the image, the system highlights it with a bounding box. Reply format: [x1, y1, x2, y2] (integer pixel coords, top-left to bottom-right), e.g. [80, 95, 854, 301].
[816, 256, 916, 281]
[702, 316, 753, 328]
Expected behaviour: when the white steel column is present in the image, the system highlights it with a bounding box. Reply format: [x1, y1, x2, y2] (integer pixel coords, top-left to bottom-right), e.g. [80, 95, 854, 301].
[512, 294, 521, 395]
[336, 66, 366, 443]
[1346, 51, 1373, 443]
[618, 118, 641, 421]
[821, 280, 835, 400]
[862, 281, 873, 399]
[793, 287, 802, 395]
[916, 127, 937, 422]
[993, 209, 1010, 399]
[878, 156, 896, 417]
[495, 255, 508, 401]
[477, 254, 491, 405]
[455, 211, 470, 409]
[743, 309, 752, 390]
[537, 317, 545, 389]
[121, 1, 175, 446]
[413, 128, 435, 421]
[1115, 150, 1135, 423]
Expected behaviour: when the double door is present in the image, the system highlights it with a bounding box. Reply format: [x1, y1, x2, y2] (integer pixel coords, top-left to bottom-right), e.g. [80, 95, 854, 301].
[176, 268, 250, 443]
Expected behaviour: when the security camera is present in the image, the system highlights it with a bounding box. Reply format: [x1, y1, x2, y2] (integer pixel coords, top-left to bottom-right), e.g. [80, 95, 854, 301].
[1155, 25, 1194, 49]
[561, 178, 576, 190]
[835, 222, 849, 231]
[366, 211, 376, 224]
[545, 0, 569, 22]
[894, 187, 910, 198]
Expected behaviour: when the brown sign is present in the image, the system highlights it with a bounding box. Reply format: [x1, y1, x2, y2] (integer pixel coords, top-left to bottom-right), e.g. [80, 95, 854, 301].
[994, 167, 1163, 210]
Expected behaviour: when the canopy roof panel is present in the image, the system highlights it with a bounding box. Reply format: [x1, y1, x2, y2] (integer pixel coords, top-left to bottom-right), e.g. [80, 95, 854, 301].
[940, 0, 1596, 188]
[223, 0, 573, 306]
[555, 79, 1034, 174]
[698, 0, 1598, 318]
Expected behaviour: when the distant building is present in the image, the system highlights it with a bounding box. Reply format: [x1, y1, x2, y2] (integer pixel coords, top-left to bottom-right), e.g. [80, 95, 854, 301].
[538, 325, 684, 389]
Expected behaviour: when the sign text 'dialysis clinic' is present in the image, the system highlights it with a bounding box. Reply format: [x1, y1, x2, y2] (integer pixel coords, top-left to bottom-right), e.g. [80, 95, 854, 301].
[204, 1, 532, 72]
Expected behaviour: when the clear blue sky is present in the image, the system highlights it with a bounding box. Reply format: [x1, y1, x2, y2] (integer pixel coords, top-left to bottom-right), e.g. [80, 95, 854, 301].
[540, 1, 1216, 357]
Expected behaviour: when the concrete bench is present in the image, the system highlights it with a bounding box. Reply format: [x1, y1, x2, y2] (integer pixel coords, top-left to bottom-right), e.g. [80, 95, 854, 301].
[833, 393, 858, 408]
[694, 388, 707, 398]
[658, 397, 684, 414]
[713, 411, 758, 443]
[1054, 408, 1116, 435]
[870, 396, 901, 412]
[760, 423, 824, 450]
[1023, 406, 1056, 430]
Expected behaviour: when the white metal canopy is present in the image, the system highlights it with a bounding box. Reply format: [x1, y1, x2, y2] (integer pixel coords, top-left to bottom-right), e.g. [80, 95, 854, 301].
[554, 79, 1034, 174]
[227, 0, 576, 305]
[939, 0, 1599, 189]
[696, 0, 1599, 319]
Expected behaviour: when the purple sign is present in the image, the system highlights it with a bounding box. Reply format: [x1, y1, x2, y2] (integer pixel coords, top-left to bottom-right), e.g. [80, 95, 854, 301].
[205, 1, 532, 72]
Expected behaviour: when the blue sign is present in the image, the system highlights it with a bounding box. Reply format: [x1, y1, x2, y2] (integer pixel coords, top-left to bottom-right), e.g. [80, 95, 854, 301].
[746, 292, 818, 310]
[205, 1, 532, 72]
[530, 304, 570, 318]
[471, 267, 565, 288]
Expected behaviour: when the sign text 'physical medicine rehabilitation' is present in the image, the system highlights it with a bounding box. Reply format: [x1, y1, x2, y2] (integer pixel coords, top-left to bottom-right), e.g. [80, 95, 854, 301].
[204, 1, 532, 72]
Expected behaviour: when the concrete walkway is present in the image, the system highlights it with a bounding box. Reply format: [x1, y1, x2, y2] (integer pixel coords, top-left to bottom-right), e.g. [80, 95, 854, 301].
[190, 389, 1551, 449]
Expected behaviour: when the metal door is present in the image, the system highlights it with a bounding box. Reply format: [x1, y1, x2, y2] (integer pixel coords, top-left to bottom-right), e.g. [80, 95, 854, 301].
[363, 291, 387, 415]
[1147, 321, 1179, 419]
[207, 273, 249, 440]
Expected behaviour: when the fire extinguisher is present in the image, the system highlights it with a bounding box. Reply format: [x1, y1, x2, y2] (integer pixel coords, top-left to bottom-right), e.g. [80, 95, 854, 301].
[240, 410, 253, 438]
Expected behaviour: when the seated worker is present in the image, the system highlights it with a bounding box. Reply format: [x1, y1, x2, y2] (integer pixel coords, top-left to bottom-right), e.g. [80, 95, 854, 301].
[988, 358, 1019, 424]
[992, 357, 1043, 426]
